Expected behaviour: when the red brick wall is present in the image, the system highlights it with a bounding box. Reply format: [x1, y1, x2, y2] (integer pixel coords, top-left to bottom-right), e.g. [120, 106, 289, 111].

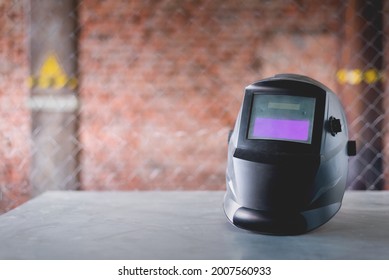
[0, 1, 30, 212]
[1, 0, 342, 212]
[79, 0, 340, 191]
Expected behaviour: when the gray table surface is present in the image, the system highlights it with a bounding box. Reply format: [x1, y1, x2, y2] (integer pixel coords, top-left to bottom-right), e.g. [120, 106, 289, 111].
[0, 191, 388, 260]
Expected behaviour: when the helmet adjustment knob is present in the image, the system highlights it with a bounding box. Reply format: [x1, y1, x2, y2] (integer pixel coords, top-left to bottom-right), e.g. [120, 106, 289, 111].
[329, 116, 342, 136]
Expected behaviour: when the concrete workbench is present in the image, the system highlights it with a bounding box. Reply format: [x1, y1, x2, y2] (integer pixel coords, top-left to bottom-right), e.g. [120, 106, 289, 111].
[0, 191, 388, 260]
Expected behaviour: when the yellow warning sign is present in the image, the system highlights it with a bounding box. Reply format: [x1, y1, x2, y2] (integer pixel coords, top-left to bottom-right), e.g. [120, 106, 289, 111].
[28, 53, 78, 90]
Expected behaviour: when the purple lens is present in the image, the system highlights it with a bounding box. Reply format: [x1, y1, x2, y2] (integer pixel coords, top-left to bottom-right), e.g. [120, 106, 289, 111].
[252, 118, 310, 141]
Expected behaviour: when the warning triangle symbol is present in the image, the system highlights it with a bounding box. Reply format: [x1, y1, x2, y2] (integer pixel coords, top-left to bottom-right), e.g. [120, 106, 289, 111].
[38, 53, 68, 89]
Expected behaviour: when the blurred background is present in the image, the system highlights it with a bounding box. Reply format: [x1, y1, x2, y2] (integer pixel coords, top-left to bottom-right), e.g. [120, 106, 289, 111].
[1, 0, 389, 214]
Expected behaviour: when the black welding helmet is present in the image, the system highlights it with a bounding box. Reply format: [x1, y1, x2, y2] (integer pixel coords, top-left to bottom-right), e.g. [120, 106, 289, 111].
[224, 74, 356, 235]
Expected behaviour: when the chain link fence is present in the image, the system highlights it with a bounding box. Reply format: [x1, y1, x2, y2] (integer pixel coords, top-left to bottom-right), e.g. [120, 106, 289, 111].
[1, 0, 388, 214]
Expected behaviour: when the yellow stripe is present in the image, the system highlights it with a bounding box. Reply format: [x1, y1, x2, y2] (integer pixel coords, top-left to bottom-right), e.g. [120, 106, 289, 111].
[336, 68, 383, 85]
[28, 76, 78, 90]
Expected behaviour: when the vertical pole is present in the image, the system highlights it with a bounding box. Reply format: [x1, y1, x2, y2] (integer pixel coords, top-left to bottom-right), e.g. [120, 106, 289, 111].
[28, 0, 80, 195]
[337, 0, 384, 190]
[384, 1, 389, 190]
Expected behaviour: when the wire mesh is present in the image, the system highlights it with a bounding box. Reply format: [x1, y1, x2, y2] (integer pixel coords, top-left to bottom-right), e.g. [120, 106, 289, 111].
[0, 0, 388, 214]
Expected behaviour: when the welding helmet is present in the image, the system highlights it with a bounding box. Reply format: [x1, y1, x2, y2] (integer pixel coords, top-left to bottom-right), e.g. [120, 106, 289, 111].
[224, 74, 356, 235]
